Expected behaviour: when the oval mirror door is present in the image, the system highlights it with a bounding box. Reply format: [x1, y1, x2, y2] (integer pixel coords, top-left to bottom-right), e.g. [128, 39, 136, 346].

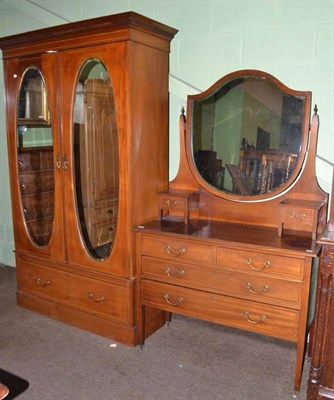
[17, 67, 54, 246]
[73, 58, 119, 260]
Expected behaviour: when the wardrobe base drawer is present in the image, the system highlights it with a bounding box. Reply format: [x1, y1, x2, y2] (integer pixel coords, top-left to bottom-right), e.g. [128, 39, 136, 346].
[17, 291, 138, 346]
[141, 279, 299, 342]
[16, 257, 132, 325]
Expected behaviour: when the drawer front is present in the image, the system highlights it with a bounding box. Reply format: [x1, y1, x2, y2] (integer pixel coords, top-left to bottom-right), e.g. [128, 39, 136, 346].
[141, 234, 213, 263]
[159, 195, 186, 210]
[89, 218, 117, 246]
[17, 260, 130, 324]
[142, 279, 299, 341]
[283, 207, 314, 230]
[21, 192, 54, 221]
[141, 256, 303, 308]
[19, 171, 54, 195]
[217, 247, 304, 280]
[93, 202, 118, 222]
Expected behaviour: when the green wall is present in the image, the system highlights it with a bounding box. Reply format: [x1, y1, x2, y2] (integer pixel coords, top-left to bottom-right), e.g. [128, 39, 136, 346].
[0, 0, 333, 266]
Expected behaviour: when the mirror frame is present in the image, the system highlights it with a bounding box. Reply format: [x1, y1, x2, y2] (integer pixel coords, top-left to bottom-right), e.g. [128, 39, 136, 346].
[186, 69, 312, 202]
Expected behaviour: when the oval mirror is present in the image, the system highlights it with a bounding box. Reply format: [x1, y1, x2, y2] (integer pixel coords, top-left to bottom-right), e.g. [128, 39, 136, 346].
[17, 67, 54, 246]
[191, 71, 308, 199]
[73, 58, 119, 260]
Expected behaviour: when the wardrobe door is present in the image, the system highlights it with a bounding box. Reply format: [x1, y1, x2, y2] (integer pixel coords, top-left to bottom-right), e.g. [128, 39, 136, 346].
[59, 44, 128, 275]
[4, 54, 65, 260]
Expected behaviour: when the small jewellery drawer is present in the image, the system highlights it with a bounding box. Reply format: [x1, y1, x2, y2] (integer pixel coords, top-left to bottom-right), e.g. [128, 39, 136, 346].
[141, 234, 213, 263]
[158, 195, 187, 210]
[217, 247, 304, 280]
[282, 206, 313, 230]
[17, 260, 130, 324]
[141, 280, 299, 342]
[141, 257, 303, 308]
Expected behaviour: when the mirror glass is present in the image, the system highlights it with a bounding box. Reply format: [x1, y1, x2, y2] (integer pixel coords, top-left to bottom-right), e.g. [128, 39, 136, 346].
[192, 74, 306, 196]
[17, 67, 54, 246]
[73, 58, 119, 260]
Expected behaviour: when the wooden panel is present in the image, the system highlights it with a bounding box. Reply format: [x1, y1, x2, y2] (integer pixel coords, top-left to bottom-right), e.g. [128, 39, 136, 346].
[142, 256, 303, 308]
[141, 234, 213, 263]
[141, 279, 299, 341]
[217, 246, 304, 280]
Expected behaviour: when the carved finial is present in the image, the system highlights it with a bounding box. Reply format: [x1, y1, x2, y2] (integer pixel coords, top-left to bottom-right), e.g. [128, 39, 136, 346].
[181, 106, 185, 116]
[314, 104, 318, 114]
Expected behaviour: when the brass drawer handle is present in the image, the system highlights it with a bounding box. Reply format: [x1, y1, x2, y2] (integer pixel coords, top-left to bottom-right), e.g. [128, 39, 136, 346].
[88, 292, 104, 303]
[245, 282, 269, 295]
[289, 211, 306, 221]
[163, 293, 184, 306]
[107, 209, 113, 216]
[165, 267, 185, 279]
[165, 199, 179, 208]
[242, 311, 266, 324]
[36, 278, 50, 287]
[245, 258, 271, 271]
[164, 245, 186, 257]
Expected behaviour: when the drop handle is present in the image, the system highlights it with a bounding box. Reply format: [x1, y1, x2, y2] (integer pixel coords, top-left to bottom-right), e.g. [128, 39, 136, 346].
[88, 292, 104, 303]
[242, 311, 266, 324]
[245, 258, 271, 271]
[164, 245, 187, 257]
[36, 278, 50, 287]
[165, 199, 179, 208]
[289, 211, 306, 221]
[165, 267, 185, 279]
[245, 282, 269, 295]
[163, 293, 184, 306]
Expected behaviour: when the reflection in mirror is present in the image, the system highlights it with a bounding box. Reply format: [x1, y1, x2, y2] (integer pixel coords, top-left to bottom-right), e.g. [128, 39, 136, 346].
[17, 67, 54, 246]
[192, 75, 306, 196]
[73, 58, 119, 260]
[18, 67, 50, 125]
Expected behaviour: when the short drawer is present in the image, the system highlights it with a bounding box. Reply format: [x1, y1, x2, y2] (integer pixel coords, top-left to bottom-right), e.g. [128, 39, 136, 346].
[282, 207, 314, 231]
[141, 234, 213, 263]
[141, 279, 299, 342]
[141, 257, 303, 308]
[217, 247, 304, 280]
[17, 259, 131, 324]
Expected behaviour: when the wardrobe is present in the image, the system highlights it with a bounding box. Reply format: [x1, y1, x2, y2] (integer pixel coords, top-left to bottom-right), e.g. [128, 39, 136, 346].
[0, 12, 177, 346]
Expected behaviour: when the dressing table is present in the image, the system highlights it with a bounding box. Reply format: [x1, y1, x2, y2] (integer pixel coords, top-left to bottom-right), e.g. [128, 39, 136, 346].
[135, 70, 328, 391]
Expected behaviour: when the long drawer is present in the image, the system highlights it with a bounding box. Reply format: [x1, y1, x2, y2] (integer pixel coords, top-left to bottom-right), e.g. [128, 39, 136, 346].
[17, 259, 131, 325]
[141, 256, 303, 308]
[217, 247, 304, 281]
[141, 279, 299, 342]
[140, 234, 213, 263]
